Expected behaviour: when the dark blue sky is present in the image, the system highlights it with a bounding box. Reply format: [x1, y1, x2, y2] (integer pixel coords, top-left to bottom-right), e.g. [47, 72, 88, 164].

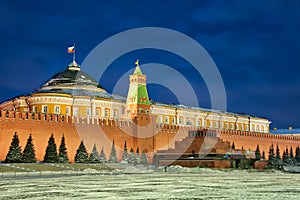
[0, 1, 300, 129]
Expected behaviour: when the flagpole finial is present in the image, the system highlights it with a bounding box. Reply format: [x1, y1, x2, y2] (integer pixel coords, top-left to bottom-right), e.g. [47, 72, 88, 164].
[135, 59, 139, 66]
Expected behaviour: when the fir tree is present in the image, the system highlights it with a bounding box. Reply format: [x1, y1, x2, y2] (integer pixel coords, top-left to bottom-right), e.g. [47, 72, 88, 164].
[58, 135, 69, 163]
[135, 147, 141, 165]
[295, 146, 300, 164]
[273, 144, 282, 169]
[290, 147, 295, 162]
[128, 148, 136, 165]
[255, 144, 261, 160]
[99, 146, 107, 163]
[282, 148, 293, 166]
[43, 134, 58, 163]
[282, 149, 287, 162]
[89, 144, 100, 163]
[108, 140, 118, 163]
[262, 151, 265, 159]
[276, 144, 281, 160]
[267, 144, 276, 169]
[74, 140, 89, 163]
[140, 150, 148, 166]
[268, 144, 275, 161]
[22, 134, 36, 163]
[5, 132, 23, 163]
[121, 141, 128, 163]
[231, 142, 235, 150]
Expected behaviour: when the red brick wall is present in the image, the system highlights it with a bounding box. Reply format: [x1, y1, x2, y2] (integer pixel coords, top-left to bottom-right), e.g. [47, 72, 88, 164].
[220, 130, 300, 158]
[1, 111, 300, 164]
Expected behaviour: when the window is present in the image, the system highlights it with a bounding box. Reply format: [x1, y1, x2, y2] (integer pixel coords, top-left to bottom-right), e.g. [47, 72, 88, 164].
[230, 123, 234, 130]
[172, 117, 175, 124]
[214, 121, 218, 128]
[246, 125, 249, 131]
[33, 106, 37, 113]
[54, 105, 60, 114]
[225, 123, 228, 129]
[86, 108, 91, 116]
[209, 121, 212, 128]
[261, 126, 264, 132]
[42, 105, 48, 113]
[113, 110, 118, 118]
[66, 106, 70, 115]
[96, 109, 100, 116]
[235, 124, 239, 130]
[198, 119, 201, 126]
[220, 122, 223, 129]
[165, 116, 169, 124]
[73, 107, 78, 116]
[104, 109, 109, 117]
[179, 117, 182, 125]
[158, 115, 162, 123]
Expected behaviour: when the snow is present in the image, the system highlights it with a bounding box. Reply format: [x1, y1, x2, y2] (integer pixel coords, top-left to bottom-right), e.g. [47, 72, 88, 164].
[1, 168, 300, 199]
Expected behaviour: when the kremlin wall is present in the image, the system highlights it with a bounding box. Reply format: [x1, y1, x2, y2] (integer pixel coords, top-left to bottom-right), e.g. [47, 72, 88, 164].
[0, 59, 299, 166]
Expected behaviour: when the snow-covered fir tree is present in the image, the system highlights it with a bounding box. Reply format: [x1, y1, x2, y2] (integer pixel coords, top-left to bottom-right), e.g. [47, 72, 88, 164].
[99, 146, 107, 163]
[255, 144, 261, 160]
[262, 151, 266, 159]
[5, 132, 22, 163]
[276, 144, 281, 160]
[295, 146, 300, 164]
[22, 134, 36, 163]
[74, 140, 89, 163]
[43, 134, 58, 163]
[290, 147, 295, 164]
[140, 150, 148, 166]
[135, 147, 141, 165]
[121, 141, 128, 163]
[108, 140, 118, 163]
[89, 143, 100, 163]
[267, 144, 276, 169]
[128, 148, 136, 165]
[58, 135, 69, 163]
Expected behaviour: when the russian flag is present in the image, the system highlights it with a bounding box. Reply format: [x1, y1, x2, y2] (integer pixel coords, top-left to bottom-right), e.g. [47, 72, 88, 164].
[67, 46, 75, 53]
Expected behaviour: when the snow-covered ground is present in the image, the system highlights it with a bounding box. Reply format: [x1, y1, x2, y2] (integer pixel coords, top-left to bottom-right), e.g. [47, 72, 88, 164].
[1, 167, 300, 199]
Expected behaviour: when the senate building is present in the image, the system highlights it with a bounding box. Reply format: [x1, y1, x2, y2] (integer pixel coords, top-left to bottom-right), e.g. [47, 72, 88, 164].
[0, 60, 270, 133]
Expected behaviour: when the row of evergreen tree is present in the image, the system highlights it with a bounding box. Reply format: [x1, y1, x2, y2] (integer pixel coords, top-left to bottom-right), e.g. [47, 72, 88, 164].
[4, 132, 149, 165]
[254, 144, 300, 169]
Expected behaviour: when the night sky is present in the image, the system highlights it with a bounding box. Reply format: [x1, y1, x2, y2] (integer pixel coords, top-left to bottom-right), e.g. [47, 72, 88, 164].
[0, 1, 300, 129]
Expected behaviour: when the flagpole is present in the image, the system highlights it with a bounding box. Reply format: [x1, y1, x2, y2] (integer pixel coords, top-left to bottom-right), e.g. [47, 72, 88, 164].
[73, 44, 76, 61]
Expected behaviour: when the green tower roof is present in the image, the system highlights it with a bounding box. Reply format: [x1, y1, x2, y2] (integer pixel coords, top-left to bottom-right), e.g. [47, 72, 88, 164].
[133, 65, 143, 75]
